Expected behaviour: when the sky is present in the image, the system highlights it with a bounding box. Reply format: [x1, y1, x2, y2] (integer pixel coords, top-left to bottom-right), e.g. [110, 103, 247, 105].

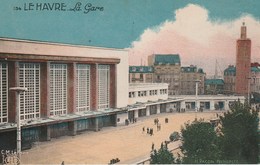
[1, 0, 260, 76]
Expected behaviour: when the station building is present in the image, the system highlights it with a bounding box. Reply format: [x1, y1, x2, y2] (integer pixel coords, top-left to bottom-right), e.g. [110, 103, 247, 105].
[0, 38, 128, 151]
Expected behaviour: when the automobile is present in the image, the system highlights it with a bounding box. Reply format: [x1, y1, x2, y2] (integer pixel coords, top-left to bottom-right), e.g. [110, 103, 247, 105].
[169, 131, 180, 142]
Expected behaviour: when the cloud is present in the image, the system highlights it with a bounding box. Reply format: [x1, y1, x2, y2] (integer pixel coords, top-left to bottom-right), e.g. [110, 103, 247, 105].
[129, 4, 260, 76]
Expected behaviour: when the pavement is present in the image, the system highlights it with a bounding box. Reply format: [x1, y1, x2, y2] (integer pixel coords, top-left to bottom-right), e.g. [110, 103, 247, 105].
[20, 111, 220, 164]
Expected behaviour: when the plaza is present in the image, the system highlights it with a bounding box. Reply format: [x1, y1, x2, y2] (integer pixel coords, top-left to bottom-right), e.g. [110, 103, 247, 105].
[21, 111, 220, 164]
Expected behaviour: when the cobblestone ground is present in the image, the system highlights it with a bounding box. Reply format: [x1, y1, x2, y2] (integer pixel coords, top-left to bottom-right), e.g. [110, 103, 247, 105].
[21, 111, 221, 164]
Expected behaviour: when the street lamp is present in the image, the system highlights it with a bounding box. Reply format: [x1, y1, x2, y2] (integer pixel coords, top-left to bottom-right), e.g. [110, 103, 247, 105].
[9, 87, 27, 161]
[195, 80, 201, 120]
[248, 76, 257, 106]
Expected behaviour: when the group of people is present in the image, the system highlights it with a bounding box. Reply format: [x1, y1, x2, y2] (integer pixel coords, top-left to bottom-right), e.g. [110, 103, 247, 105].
[142, 117, 169, 135]
[143, 126, 154, 136]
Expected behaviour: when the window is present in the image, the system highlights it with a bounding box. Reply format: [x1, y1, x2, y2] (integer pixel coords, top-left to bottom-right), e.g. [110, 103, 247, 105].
[98, 65, 110, 109]
[19, 63, 40, 120]
[50, 64, 67, 116]
[0, 63, 8, 123]
[76, 64, 90, 112]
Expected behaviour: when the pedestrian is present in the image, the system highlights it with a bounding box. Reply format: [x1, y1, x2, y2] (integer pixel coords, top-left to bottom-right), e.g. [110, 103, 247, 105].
[152, 142, 154, 150]
[147, 127, 150, 134]
[150, 128, 153, 136]
[61, 161, 64, 165]
[142, 126, 145, 133]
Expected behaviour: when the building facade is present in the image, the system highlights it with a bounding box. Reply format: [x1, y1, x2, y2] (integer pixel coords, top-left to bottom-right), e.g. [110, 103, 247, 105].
[0, 38, 128, 152]
[180, 65, 205, 95]
[224, 65, 260, 95]
[235, 22, 251, 95]
[148, 54, 181, 95]
[224, 65, 236, 94]
[128, 83, 168, 105]
[205, 79, 224, 95]
[129, 66, 154, 83]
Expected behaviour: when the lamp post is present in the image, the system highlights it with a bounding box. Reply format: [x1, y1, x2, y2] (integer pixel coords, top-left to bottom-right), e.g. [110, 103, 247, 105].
[195, 80, 201, 120]
[247, 77, 251, 105]
[9, 87, 27, 161]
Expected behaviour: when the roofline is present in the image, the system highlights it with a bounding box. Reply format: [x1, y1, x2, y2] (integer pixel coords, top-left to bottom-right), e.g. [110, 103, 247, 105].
[0, 37, 127, 52]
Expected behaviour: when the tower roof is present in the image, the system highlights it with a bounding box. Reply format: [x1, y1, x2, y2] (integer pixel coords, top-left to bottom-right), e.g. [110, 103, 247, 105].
[240, 22, 247, 39]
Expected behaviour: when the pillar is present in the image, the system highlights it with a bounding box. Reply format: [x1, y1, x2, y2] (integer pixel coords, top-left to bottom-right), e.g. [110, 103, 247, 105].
[196, 101, 200, 110]
[40, 125, 51, 141]
[40, 62, 50, 117]
[134, 110, 138, 119]
[156, 104, 160, 114]
[225, 100, 229, 110]
[180, 101, 186, 109]
[8, 61, 19, 123]
[110, 64, 116, 108]
[67, 63, 76, 114]
[146, 106, 150, 116]
[210, 100, 215, 110]
[90, 64, 98, 110]
[95, 117, 99, 132]
[68, 121, 77, 136]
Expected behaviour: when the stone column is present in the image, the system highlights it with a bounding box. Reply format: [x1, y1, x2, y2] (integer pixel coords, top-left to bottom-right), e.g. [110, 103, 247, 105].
[210, 100, 215, 110]
[146, 106, 150, 116]
[134, 110, 139, 119]
[156, 104, 160, 114]
[196, 101, 200, 110]
[225, 100, 229, 110]
[180, 101, 186, 109]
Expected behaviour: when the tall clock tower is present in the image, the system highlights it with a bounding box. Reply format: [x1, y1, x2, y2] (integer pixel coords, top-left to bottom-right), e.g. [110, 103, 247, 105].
[235, 22, 251, 95]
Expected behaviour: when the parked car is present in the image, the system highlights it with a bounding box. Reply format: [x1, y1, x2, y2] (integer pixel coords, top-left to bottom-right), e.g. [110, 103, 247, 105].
[169, 131, 180, 142]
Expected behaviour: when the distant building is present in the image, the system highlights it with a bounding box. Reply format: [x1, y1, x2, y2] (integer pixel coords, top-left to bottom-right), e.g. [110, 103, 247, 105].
[180, 65, 205, 95]
[235, 22, 251, 95]
[224, 65, 236, 94]
[205, 79, 224, 95]
[250, 66, 260, 94]
[148, 54, 181, 95]
[224, 65, 260, 95]
[129, 66, 154, 83]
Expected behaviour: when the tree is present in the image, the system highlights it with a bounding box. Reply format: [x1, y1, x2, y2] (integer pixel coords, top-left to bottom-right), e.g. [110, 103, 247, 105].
[219, 100, 259, 164]
[180, 119, 220, 164]
[150, 143, 175, 164]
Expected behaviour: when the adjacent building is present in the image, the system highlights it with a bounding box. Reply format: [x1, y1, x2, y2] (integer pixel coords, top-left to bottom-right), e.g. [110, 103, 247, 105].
[148, 54, 181, 95]
[235, 22, 251, 95]
[180, 65, 205, 95]
[129, 66, 154, 83]
[205, 79, 224, 95]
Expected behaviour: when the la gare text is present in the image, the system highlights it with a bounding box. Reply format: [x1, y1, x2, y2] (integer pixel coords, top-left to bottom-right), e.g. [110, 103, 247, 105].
[16, 2, 104, 14]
